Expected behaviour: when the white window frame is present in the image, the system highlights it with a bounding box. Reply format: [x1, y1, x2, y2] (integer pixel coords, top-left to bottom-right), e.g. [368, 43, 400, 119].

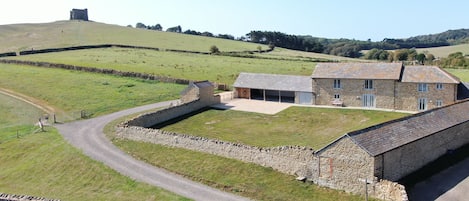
[418, 98, 427, 111]
[334, 94, 340, 100]
[418, 83, 428, 92]
[364, 80, 373, 90]
[333, 79, 341, 89]
[436, 100, 443, 107]
[436, 83, 443, 90]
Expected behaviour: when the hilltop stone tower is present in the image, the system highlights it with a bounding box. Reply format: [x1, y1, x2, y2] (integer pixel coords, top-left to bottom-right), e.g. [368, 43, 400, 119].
[70, 8, 88, 21]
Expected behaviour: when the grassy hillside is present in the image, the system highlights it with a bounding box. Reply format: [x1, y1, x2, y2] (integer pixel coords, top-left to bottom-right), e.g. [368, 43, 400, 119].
[417, 43, 469, 58]
[0, 20, 268, 53]
[0, 64, 184, 120]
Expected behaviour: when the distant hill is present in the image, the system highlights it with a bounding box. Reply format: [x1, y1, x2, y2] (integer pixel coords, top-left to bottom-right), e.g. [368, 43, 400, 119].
[408, 29, 469, 45]
[0, 21, 268, 53]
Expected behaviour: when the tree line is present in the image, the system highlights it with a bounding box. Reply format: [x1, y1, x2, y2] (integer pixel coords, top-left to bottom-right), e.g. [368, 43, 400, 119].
[131, 22, 468, 68]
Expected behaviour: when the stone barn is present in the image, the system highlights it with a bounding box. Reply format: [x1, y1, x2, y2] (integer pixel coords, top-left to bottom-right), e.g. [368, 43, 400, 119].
[180, 80, 215, 104]
[313, 99, 469, 194]
[233, 72, 314, 105]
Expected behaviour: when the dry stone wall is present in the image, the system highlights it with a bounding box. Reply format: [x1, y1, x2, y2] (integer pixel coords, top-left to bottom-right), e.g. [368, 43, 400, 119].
[118, 99, 408, 200]
[116, 126, 315, 177]
[0, 193, 60, 201]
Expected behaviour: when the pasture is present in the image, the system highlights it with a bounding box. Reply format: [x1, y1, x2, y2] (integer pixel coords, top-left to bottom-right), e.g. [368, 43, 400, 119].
[417, 43, 469, 58]
[161, 107, 408, 149]
[11, 48, 316, 84]
[0, 63, 185, 120]
[0, 21, 267, 53]
[446, 68, 469, 82]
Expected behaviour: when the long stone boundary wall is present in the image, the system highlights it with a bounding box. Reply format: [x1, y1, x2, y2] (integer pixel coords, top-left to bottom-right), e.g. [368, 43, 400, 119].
[118, 100, 408, 200]
[116, 126, 315, 177]
[126, 100, 208, 128]
[0, 193, 60, 201]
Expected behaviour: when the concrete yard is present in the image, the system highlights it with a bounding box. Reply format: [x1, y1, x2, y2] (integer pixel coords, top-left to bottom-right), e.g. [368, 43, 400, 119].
[212, 99, 293, 114]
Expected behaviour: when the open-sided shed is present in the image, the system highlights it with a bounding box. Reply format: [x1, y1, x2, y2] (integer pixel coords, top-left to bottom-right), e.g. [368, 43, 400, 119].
[233, 72, 313, 104]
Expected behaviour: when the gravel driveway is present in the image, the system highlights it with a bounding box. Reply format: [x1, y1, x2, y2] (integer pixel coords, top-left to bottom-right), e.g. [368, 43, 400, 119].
[55, 100, 250, 201]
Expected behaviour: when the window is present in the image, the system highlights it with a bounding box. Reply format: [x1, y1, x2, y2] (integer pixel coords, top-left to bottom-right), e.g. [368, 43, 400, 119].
[364, 80, 373, 89]
[418, 83, 428, 92]
[436, 100, 443, 107]
[334, 94, 340, 99]
[436, 83, 443, 90]
[418, 98, 427, 111]
[333, 79, 341, 89]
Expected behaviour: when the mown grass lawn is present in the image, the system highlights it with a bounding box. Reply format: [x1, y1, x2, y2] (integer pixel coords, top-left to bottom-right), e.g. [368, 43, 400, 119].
[0, 95, 188, 201]
[0, 63, 185, 121]
[11, 47, 316, 84]
[161, 107, 408, 149]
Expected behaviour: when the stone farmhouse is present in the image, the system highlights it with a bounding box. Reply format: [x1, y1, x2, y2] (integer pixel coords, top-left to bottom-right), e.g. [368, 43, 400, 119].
[234, 63, 461, 111]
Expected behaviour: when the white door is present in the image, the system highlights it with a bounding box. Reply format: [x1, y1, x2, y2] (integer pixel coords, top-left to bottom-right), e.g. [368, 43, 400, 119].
[363, 94, 375, 108]
[298, 92, 313, 105]
[418, 98, 427, 111]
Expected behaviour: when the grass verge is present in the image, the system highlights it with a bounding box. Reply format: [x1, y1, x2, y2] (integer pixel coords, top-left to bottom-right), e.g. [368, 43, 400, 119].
[160, 107, 408, 149]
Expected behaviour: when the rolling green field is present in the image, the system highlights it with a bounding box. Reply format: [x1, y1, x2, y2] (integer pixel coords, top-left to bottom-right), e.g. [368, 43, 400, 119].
[0, 21, 267, 53]
[417, 43, 469, 58]
[0, 63, 185, 120]
[446, 68, 469, 82]
[161, 107, 408, 149]
[11, 48, 316, 84]
[0, 94, 187, 200]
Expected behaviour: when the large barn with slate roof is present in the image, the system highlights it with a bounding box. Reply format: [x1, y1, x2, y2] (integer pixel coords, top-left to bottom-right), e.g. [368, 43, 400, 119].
[233, 63, 462, 111]
[312, 99, 469, 196]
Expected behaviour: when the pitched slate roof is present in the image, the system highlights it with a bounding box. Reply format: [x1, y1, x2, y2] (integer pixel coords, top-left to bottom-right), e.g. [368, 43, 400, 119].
[180, 81, 213, 96]
[233, 72, 313, 92]
[193, 80, 213, 88]
[312, 63, 403, 80]
[401, 66, 460, 84]
[345, 99, 469, 156]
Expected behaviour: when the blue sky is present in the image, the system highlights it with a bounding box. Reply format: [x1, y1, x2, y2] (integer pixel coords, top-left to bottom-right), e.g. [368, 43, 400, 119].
[1, 0, 467, 41]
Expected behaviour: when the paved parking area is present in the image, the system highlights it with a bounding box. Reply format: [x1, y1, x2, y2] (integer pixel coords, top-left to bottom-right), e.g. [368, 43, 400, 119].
[212, 99, 293, 114]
